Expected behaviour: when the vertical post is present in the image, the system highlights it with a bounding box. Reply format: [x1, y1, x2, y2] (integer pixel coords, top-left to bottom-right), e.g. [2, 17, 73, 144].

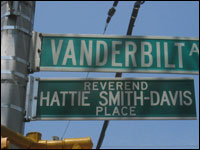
[1, 1, 35, 136]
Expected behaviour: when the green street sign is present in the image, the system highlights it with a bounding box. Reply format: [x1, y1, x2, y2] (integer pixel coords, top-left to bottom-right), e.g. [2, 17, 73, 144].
[39, 34, 199, 74]
[33, 78, 196, 120]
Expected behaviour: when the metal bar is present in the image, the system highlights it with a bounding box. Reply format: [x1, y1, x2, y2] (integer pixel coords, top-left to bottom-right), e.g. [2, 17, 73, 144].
[1, 25, 32, 36]
[1, 11, 34, 24]
[30, 77, 39, 119]
[29, 31, 42, 72]
[25, 76, 35, 121]
[1, 56, 27, 65]
[1, 70, 27, 80]
[1, 104, 25, 113]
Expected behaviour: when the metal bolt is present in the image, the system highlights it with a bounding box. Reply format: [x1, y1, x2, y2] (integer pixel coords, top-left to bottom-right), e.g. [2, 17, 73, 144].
[38, 49, 41, 53]
[35, 78, 40, 81]
[39, 33, 42, 38]
[36, 67, 40, 71]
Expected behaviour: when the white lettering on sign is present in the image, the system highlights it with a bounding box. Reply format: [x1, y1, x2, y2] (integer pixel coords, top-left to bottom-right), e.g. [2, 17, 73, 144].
[51, 40, 63, 65]
[109, 91, 120, 106]
[81, 91, 91, 106]
[156, 42, 161, 68]
[96, 106, 136, 116]
[112, 41, 122, 67]
[69, 91, 77, 106]
[125, 81, 131, 91]
[100, 82, 107, 90]
[189, 43, 199, 56]
[169, 90, 178, 106]
[62, 40, 77, 65]
[49, 39, 198, 72]
[96, 107, 103, 116]
[96, 41, 108, 66]
[84, 82, 91, 90]
[164, 42, 175, 68]
[38, 79, 195, 119]
[141, 42, 153, 67]
[125, 91, 132, 106]
[116, 82, 123, 90]
[39, 83, 193, 109]
[121, 107, 128, 116]
[160, 91, 171, 106]
[40, 91, 50, 106]
[149, 90, 193, 107]
[150, 91, 160, 106]
[83, 81, 148, 91]
[134, 91, 144, 106]
[125, 41, 137, 67]
[108, 82, 115, 90]
[80, 40, 92, 66]
[174, 43, 184, 68]
[60, 91, 68, 106]
[99, 91, 108, 106]
[183, 91, 193, 106]
[141, 82, 148, 90]
[50, 91, 60, 106]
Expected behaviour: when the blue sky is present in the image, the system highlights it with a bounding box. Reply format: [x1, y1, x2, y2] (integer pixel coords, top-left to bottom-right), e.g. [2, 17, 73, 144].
[25, 1, 199, 149]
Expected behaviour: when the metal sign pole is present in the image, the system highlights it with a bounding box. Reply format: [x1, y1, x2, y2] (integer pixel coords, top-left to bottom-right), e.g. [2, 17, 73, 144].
[1, 1, 35, 136]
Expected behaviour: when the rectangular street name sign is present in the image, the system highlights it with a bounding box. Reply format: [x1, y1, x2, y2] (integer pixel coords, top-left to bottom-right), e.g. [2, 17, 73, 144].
[39, 34, 199, 74]
[32, 78, 197, 120]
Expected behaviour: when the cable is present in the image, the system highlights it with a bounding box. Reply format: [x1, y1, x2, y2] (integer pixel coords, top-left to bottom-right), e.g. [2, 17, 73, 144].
[103, 1, 119, 34]
[96, 120, 109, 149]
[61, 121, 71, 140]
[86, 72, 90, 78]
[127, 1, 145, 35]
[96, 1, 145, 149]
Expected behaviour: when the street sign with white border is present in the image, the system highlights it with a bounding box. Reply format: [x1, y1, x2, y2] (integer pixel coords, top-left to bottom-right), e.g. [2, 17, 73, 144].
[35, 34, 199, 74]
[29, 77, 197, 120]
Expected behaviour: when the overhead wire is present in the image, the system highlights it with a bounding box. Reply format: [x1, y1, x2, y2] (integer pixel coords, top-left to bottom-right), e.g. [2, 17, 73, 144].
[103, 1, 119, 34]
[61, 121, 71, 140]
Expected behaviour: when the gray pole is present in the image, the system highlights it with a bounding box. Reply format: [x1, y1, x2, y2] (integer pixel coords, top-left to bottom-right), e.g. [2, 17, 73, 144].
[1, 1, 35, 136]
